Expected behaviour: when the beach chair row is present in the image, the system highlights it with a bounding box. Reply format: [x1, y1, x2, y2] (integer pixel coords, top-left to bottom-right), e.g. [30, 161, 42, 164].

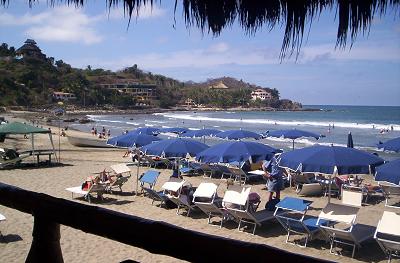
[140, 173, 400, 261]
[65, 163, 132, 203]
[286, 170, 395, 207]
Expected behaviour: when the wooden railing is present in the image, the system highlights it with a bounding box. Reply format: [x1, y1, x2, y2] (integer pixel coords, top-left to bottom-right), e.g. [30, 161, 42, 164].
[0, 183, 330, 262]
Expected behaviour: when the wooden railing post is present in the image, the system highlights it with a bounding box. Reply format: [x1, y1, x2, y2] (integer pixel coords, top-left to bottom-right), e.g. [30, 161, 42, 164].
[26, 215, 63, 263]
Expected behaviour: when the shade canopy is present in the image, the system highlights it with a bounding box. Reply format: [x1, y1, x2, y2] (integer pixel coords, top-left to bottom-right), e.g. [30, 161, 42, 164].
[215, 129, 262, 140]
[196, 141, 280, 164]
[267, 129, 320, 140]
[378, 137, 400, 153]
[107, 133, 161, 148]
[180, 129, 221, 138]
[0, 122, 50, 134]
[159, 127, 189, 134]
[375, 159, 400, 185]
[128, 127, 160, 135]
[279, 145, 384, 175]
[140, 138, 209, 158]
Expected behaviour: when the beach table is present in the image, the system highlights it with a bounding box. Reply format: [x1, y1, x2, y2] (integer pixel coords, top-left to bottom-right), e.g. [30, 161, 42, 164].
[20, 149, 55, 166]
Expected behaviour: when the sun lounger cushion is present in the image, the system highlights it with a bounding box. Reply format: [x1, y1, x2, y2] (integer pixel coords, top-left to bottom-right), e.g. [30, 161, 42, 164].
[193, 183, 218, 199]
[66, 186, 88, 196]
[223, 185, 251, 207]
[162, 179, 186, 192]
[318, 203, 359, 224]
[140, 170, 160, 186]
[110, 163, 131, 175]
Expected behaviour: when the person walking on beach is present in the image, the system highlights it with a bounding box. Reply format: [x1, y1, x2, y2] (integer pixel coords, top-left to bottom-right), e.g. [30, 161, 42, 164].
[107, 129, 111, 138]
[91, 127, 95, 135]
[94, 128, 97, 136]
[262, 156, 284, 202]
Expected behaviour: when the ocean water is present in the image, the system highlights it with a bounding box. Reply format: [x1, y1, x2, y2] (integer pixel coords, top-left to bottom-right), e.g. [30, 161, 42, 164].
[69, 105, 400, 161]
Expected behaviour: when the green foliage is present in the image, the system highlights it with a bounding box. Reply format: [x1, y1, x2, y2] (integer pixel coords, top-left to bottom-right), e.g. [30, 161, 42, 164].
[0, 43, 16, 57]
[0, 41, 297, 109]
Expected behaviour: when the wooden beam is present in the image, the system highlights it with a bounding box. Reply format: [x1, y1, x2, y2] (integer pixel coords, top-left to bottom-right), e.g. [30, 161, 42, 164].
[0, 182, 330, 262]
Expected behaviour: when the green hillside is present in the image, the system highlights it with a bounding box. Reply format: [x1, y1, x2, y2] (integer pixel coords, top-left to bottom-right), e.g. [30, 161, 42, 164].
[0, 41, 301, 110]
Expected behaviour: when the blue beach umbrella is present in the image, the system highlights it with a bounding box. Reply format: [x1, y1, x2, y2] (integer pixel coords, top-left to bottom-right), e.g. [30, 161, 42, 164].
[267, 129, 320, 150]
[375, 159, 400, 185]
[180, 128, 222, 138]
[129, 127, 160, 135]
[141, 138, 209, 158]
[215, 129, 262, 140]
[279, 145, 384, 175]
[107, 133, 162, 148]
[159, 127, 189, 134]
[196, 141, 281, 164]
[279, 145, 384, 202]
[378, 137, 400, 153]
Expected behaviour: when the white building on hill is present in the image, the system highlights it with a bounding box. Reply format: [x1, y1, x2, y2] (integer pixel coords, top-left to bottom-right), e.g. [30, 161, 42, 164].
[251, 88, 272, 100]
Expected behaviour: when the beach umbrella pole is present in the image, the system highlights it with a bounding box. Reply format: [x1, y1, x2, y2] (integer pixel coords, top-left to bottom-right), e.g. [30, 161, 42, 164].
[136, 150, 140, 195]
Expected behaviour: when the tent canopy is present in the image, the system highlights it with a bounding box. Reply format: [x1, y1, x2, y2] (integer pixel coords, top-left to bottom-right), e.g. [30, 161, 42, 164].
[0, 122, 50, 135]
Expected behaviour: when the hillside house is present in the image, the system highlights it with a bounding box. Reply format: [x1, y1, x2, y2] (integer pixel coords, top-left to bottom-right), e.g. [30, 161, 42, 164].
[16, 39, 46, 61]
[52, 92, 77, 101]
[251, 89, 273, 101]
[99, 82, 158, 102]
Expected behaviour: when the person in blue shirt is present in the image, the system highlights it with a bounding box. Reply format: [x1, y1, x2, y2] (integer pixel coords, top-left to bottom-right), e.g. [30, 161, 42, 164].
[262, 156, 284, 201]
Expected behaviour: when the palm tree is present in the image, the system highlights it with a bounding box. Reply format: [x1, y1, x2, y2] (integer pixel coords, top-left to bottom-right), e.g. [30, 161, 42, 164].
[6, 0, 399, 58]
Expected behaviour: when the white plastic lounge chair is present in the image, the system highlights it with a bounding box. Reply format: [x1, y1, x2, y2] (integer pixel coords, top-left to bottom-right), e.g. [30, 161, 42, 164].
[374, 211, 400, 262]
[0, 213, 5, 237]
[341, 187, 363, 207]
[223, 185, 274, 234]
[162, 178, 196, 216]
[274, 197, 330, 247]
[193, 182, 228, 227]
[66, 183, 108, 203]
[142, 187, 169, 207]
[317, 203, 375, 258]
[139, 170, 160, 193]
[107, 163, 132, 192]
[296, 183, 323, 196]
[379, 182, 400, 208]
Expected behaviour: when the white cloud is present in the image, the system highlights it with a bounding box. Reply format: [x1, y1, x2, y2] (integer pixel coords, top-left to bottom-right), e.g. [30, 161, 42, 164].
[299, 42, 400, 62]
[69, 39, 400, 72]
[207, 42, 229, 53]
[0, 7, 102, 45]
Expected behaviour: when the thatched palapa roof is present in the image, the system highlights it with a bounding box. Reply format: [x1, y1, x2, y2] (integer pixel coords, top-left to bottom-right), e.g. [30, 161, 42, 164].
[2, 0, 399, 58]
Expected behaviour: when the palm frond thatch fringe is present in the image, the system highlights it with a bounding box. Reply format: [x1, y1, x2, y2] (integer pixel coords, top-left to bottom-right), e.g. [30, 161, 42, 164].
[1, 0, 399, 58]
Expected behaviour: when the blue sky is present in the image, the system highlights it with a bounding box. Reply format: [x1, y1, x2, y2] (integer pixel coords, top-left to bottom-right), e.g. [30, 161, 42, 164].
[1, 1, 399, 106]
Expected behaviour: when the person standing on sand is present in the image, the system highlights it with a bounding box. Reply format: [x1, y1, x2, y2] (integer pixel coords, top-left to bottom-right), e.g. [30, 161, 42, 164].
[94, 128, 97, 136]
[91, 127, 95, 135]
[107, 129, 111, 138]
[262, 156, 284, 202]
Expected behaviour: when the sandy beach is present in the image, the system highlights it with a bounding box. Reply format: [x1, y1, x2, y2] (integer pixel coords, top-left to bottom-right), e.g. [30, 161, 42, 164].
[0, 114, 398, 263]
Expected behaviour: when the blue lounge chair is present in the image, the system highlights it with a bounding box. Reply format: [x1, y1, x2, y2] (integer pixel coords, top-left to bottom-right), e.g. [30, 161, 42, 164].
[139, 170, 160, 193]
[143, 187, 169, 207]
[274, 197, 329, 247]
[180, 161, 202, 176]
